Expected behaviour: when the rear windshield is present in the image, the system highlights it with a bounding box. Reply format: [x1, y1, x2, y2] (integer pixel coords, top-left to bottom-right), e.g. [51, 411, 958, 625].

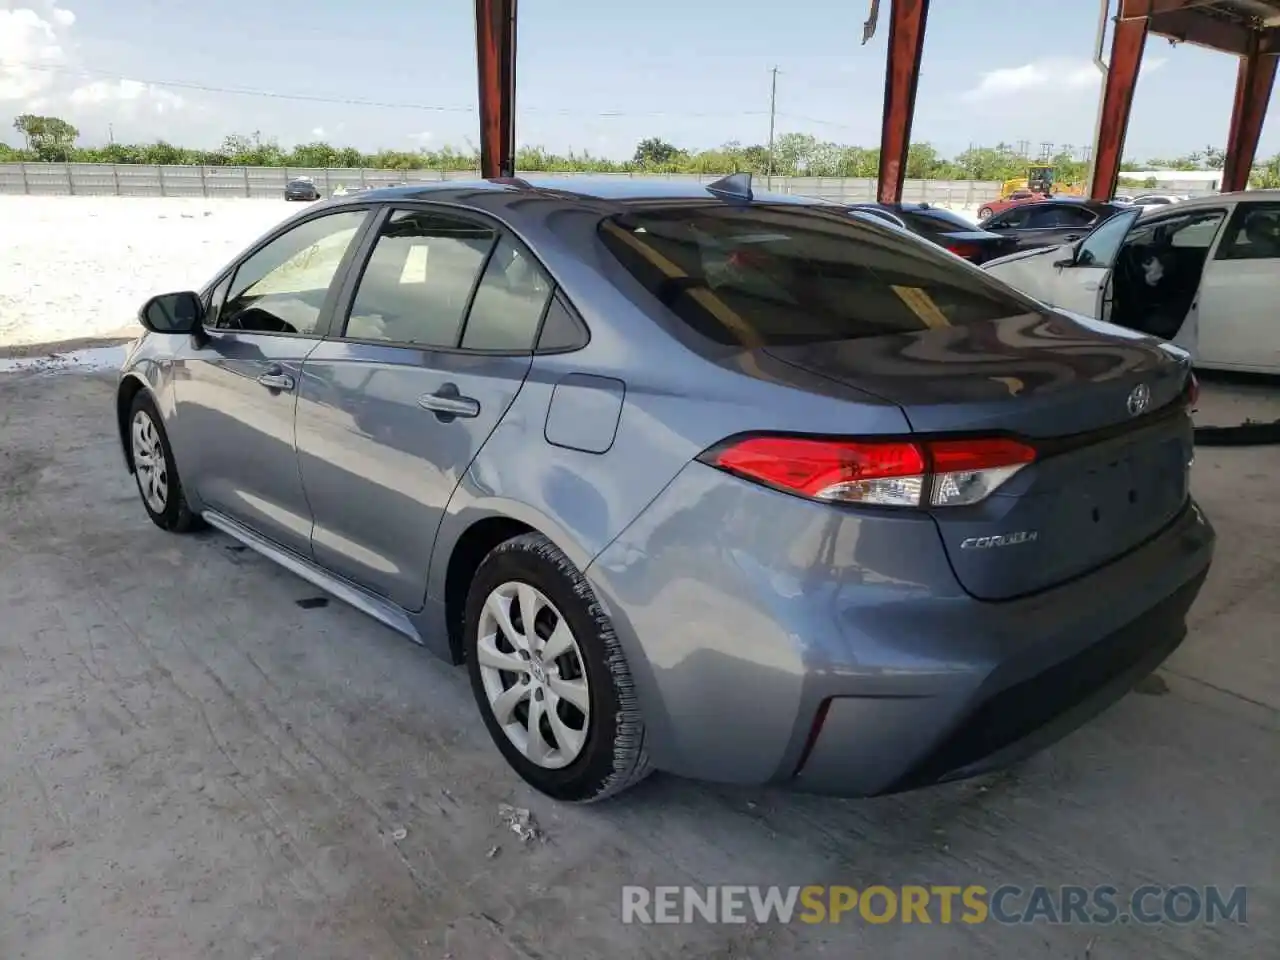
[896, 207, 976, 234]
[598, 204, 1035, 346]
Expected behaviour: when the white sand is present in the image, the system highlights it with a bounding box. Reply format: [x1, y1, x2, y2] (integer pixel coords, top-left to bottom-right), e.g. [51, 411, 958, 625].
[0, 194, 984, 351]
[0, 196, 303, 348]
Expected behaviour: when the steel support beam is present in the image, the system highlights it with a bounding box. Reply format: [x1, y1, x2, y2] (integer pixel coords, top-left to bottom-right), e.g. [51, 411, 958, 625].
[1090, 10, 1147, 200]
[475, 0, 517, 179]
[876, 0, 930, 204]
[1222, 36, 1277, 192]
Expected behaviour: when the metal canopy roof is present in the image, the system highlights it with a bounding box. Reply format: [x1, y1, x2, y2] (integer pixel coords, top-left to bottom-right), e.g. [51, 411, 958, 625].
[1131, 0, 1280, 53]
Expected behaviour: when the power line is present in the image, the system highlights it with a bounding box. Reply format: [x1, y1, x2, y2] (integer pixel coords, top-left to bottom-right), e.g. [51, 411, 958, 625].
[0, 59, 770, 120]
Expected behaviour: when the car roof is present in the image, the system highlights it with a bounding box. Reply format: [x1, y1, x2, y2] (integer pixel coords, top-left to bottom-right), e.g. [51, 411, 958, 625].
[1159, 189, 1280, 209]
[346, 175, 830, 208]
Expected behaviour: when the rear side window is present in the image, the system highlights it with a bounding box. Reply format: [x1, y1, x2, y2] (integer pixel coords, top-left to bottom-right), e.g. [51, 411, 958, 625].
[1215, 203, 1280, 260]
[461, 236, 553, 351]
[896, 207, 975, 234]
[598, 204, 1035, 346]
[344, 209, 496, 347]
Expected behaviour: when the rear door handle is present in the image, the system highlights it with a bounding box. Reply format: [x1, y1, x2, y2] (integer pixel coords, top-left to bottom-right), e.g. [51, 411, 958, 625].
[257, 370, 295, 391]
[418, 384, 480, 420]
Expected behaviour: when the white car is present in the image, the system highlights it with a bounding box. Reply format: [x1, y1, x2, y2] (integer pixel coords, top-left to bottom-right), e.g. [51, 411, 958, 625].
[1129, 194, 1186, 207]
[982, 190, 1280, 375]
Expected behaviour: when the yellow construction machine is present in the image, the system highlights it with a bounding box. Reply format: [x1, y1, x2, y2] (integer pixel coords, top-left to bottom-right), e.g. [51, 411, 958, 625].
[998, 165, 1085, 199]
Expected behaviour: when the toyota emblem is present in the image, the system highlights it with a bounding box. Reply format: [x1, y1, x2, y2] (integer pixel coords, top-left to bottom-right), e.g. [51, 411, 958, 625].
[1126, 383, 1151, 417]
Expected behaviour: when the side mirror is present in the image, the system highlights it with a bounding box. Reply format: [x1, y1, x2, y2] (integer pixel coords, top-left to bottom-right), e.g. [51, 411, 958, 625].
[139, 291, 205, 334]
[1053, 255, 1076, 269]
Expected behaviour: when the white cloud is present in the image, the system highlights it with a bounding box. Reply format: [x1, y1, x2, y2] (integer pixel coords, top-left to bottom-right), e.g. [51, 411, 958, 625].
[69, 78, 184, 114]
[1, 4, 185, 124]
[961, 56, 1167, 103]
[409, 130, 433, 143]
[311, 126, 326, 138]
[0, 4, 72, 102]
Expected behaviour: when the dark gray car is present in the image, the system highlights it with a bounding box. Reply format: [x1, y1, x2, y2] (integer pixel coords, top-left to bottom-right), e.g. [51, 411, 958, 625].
[284, 177, 321, 201]
[980, 199, 1129, 253]
[116, 175, 1214, 803]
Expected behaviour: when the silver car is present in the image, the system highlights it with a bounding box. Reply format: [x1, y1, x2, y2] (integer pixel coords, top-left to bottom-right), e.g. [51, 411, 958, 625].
[117, 176, 1214, 802]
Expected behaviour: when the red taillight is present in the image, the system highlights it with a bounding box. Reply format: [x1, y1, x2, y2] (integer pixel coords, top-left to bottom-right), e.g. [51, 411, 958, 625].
[702, 435, 1037, 508]
[944, 242, 982, 260]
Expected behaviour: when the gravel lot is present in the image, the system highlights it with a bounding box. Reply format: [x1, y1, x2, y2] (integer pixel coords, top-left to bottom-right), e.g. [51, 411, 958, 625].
[0, 197, 302, 349]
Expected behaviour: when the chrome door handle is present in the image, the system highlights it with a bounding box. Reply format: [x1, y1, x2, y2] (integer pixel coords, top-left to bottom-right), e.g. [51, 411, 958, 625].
[257, 372, 295, 391]
[418, 386, 480, 419]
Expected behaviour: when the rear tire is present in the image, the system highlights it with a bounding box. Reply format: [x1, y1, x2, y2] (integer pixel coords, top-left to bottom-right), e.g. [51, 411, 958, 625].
[128, 391, 204, 534]
[464, 532, 651, 803]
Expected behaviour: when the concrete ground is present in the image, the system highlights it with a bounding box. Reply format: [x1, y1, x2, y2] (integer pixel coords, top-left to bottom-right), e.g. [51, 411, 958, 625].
[0, 367, 1276, 960]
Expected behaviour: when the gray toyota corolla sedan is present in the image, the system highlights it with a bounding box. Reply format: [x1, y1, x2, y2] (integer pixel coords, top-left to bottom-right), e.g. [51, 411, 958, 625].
[116, 174, 1214, 803]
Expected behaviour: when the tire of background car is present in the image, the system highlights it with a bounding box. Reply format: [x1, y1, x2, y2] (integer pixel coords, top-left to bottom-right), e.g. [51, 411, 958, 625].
[128, 391, 205, 534]
[978, 206, 994, 219]
[464, 532, 652, 802]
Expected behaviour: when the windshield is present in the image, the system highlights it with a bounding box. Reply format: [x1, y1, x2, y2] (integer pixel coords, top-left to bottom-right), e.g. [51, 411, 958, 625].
[598, 203, 1040, 347]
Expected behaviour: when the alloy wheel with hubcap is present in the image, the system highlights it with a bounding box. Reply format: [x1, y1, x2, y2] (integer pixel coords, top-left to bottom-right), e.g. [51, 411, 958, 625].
[131, 410, 169, 514]
[125, 390, 203, 533]
[465, 532, 652, 802]
[476, 580, 590, 770]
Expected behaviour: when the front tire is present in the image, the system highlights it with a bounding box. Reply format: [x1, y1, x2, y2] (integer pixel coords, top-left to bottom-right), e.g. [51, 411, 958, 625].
[465, 533, 651, 802]
[128, 392, 204, 533]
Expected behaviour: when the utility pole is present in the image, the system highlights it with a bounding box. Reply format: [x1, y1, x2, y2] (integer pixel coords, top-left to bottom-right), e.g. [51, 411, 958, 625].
[108, 123, 114, 145]
[766, 66, 779, 189]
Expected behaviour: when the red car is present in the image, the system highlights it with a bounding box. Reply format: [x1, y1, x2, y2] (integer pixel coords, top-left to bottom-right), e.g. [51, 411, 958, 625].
[977, 190, 1046, 220]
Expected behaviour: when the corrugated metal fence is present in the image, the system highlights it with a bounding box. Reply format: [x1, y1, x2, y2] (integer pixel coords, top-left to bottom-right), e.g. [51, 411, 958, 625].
[0, 163, 1003, 206]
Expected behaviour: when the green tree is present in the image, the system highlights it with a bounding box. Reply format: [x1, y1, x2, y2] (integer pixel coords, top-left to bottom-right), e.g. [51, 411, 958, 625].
[633, 137, 682, 167]
[1250, 152, 1280, 189]
[13, 114, 79, 161]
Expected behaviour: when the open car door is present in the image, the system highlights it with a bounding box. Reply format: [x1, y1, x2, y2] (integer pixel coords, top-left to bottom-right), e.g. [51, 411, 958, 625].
[1087, 207, 1143, 321]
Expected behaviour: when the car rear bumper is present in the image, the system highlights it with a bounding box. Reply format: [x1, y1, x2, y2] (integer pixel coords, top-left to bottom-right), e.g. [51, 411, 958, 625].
[587, 462, 1215, 797]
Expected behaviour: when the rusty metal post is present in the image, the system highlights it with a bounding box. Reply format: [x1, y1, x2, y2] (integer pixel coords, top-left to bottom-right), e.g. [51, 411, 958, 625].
[876, 0, 929, 203]
[475, 0, 517, 179]
[1222, 36, 1277, 193]
[1089, 9, 1146, 200]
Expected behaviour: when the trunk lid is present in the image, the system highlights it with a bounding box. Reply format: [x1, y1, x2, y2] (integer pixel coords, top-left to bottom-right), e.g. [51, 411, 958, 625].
[766, 313, 1194, 599]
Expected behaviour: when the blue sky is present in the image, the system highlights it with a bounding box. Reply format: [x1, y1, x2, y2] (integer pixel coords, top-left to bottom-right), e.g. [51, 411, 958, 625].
[1, 0, 1273, 162]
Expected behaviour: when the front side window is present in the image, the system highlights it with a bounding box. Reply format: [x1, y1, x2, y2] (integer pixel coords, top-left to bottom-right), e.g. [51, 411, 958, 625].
[461, 236, 553, 351]
[344, 209, 496, 347]
[204, 274, 232, 328]
[1215, 204, 1280, 260]
[988, 207, 1030, 229]
[218, 210, 368, 335]
[1075, 209, 1141, 268]
[598, 203, 1039, 347]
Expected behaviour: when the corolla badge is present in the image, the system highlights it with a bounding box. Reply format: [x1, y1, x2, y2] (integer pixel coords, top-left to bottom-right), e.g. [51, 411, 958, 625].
[1127, 383, 1152, 417]
[960, 531, 1039, 550]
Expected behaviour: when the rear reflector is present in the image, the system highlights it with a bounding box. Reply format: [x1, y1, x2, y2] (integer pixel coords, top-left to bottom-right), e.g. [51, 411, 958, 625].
[701, 435, 1037, 508]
